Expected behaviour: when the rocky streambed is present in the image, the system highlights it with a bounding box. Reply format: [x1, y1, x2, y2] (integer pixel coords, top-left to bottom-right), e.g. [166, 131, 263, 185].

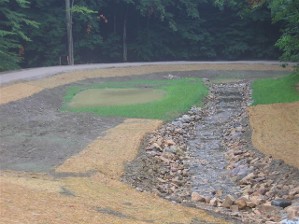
[123, 79, 299, 224]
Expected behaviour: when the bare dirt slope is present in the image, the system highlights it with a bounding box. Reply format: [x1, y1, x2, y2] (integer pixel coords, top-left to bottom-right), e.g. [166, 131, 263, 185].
[0, 120, 228, 224]
[248, 102, 299, 168]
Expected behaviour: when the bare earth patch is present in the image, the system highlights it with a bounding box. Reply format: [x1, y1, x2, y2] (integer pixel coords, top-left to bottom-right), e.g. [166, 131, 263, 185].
[69, 88, 166, 108]
[0, 119, 228, 224]
[0, 63, 297, 223]
[248, 102, 299, 168]
[56, 119, 163, 179]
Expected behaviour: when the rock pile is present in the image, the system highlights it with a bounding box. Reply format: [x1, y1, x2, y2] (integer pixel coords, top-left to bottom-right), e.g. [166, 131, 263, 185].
[123, 106, 202, 203]
[123, 79, 299, 224]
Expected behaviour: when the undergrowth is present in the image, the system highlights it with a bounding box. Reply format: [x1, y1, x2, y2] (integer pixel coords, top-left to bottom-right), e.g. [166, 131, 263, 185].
[62, 78, 208, 121]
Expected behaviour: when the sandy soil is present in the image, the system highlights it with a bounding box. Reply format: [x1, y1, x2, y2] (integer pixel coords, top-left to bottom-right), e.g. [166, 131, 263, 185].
[56, 119, 163, 179]
[0, 118, 229, 224]
[248, 102, 299, 168]
[0, 64, 297, 223]
[1, 171, 230, 224]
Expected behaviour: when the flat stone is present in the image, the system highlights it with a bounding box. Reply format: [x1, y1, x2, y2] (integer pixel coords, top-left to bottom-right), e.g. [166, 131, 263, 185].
[271, 199, 292, 208]
[191, 192, 206, 202]
[210, 197, 219, 207]
[230, 205, 239, 212]
[222, 195, 235, 208]
[289, 186, 299, 196]
[285, 205, 299, 220]
[235, 197, 247, 210]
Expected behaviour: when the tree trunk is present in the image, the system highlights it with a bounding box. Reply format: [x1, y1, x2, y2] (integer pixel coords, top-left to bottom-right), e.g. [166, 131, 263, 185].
[123, 8, 128, 62]
[65, 0, 74, 65]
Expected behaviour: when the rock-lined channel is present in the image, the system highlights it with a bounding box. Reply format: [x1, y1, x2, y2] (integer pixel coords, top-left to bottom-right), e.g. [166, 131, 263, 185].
[187, 82, 246, 201]
[123, 79, 299, 224]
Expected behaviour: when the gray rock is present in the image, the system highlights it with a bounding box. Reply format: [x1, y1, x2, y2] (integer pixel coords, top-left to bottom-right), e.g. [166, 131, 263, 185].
[271, 199, 292, 208]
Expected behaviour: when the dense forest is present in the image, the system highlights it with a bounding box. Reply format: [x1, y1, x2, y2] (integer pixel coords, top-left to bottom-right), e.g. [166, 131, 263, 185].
[0, 0, 298, 71]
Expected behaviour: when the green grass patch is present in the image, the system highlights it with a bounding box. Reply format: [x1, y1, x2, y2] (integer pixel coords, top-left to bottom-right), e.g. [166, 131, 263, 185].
[252, 73, 299, 105]
[62, 78, 208, 121]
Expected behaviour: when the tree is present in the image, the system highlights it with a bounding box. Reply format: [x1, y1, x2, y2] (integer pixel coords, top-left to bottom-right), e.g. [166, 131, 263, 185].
[65, 0, 98, 65]
[0, 0, 38, 71]
[65, 0, 74, 65]
[18, 0, 284, 67]
[269, 0, 299, 62]
[214, 0, 299, 62]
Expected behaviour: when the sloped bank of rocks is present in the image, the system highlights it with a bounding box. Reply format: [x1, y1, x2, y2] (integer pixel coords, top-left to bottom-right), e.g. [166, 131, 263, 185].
[123, 79, 299, 224]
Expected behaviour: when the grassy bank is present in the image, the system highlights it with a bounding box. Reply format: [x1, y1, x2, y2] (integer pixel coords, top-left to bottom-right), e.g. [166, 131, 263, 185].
[62, 78, 208, 121]
[252, 73, 299, 105]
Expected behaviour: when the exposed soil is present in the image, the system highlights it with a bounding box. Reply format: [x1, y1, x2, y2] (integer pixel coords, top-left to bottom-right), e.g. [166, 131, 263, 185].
[248, 102, 299, 168]
[0, 84, 123, 172]
[0, 70, 291, 173]
[0, 65, 298, 224]
[69, 88, 166, 108]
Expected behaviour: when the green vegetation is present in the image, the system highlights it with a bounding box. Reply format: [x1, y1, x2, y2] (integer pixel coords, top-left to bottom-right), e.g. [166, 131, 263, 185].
[62, 78, 208, 121]
[0, 0, 38, 71]
[1, 0, 298, 70]
[252, 73, 299, 105]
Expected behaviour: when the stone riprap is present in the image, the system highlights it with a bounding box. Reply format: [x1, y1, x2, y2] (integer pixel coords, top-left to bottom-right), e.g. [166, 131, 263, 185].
[124, 79, 299, 224]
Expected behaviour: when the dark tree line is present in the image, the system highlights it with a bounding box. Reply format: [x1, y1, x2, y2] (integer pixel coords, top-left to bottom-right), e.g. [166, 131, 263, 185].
[0, 0, 298, 71]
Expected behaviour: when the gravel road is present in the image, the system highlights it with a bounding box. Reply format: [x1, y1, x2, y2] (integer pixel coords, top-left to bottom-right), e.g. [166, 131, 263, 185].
[0, 61, 291, 85]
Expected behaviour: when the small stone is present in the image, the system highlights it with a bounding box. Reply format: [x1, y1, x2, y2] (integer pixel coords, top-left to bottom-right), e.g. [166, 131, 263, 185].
[181, 115, 191, 123]
[191, 192, 205, 202]
[235, 197, 247, 210]
[258, 187, 268, 195]
[240, 172, 255, 184]
[164, 139, 175, 146]
[285, 205, 299, 220]
[215, 190, 222, 197]
[147, 143, 162, 151]
[230, 205, 239, 212]
[257, 204, 282, 219]
[246, 200, 257, 208]
[136, 187, 143, 192]
[289, 186, 299, 196]
[157, 177, 167, 183]
[250, 195, 265, 206]
[271, 199, 292, 208]
[203, 196, 211, 204]
[209, 197, 219, 207]
[222, 195, 235, 208]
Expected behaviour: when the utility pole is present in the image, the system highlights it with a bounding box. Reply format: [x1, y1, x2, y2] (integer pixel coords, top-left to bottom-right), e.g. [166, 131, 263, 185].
[65, 0, 74, 65]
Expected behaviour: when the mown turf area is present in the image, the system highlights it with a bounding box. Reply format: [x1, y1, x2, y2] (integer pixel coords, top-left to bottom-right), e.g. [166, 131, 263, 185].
[62, 78, 208, 121]
[252, 73, 299, 105]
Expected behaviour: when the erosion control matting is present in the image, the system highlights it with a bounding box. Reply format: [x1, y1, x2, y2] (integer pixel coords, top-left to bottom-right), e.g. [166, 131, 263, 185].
[0, 64, 296, 223]
[248, 101, 299, 168]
